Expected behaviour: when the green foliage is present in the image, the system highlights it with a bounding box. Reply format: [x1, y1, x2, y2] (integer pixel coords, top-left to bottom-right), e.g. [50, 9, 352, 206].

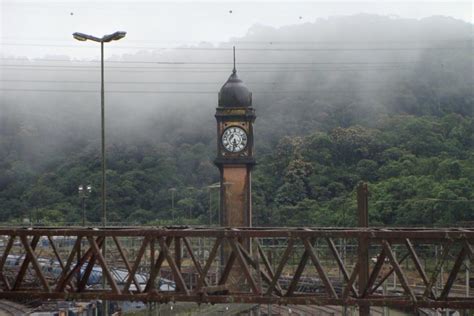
[254, 115, 474, 227]
[1, 15, 473, 227]
[1, 112, 473, 227]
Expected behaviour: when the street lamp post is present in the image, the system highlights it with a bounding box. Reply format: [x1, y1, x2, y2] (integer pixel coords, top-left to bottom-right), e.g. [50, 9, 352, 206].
[72, 31, 126, 228]
[78, 184, 92, 226]
[73, 31, 125, 316]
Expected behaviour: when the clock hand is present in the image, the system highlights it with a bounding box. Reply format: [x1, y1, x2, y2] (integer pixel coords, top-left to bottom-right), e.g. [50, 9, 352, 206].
[233, 138, 239, 148]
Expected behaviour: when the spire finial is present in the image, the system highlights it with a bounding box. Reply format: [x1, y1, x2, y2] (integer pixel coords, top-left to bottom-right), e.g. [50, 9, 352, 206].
[232, 46, 236, 74]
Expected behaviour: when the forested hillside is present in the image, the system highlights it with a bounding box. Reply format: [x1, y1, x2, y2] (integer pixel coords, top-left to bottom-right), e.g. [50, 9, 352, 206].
[0, 15, 472, 226]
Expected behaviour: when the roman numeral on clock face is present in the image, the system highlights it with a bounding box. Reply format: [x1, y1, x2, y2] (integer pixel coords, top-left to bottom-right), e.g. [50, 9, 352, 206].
[222, 126, 248, 153]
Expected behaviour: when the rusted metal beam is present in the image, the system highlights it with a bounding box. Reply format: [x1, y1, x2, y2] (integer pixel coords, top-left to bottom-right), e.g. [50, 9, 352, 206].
[0, 235, 15, 291]
[19, 235, 50, 292]
[237, 241, 280, 295]
[76, 237, 102, 292]
[256, 240, 283, 294]
[158, 236, 189, 295]
[326, 237, 357, 296]
[266, 238, 294, 296]
[0, 226, 472, 309]
[0, 291, 472, 308]
[196, 237, 222, 292]
[13, 235, 40, 290]
[403, 238, 434, 298]
[254, 239, 281, 292]
[56, 236, 83, 292]
[303, 237, 337, 298]
[149, 236, 155, 288]
[371, 252, 409, 294]
[145, 237, 173, 292]
[382, 240, 416, 302]
[87, 236, 121, 294]
[175, 237, 182, 270]
[228, 238, 260, 294]
[342, 260, 360, 299]
[364, 248, 387, 296]
[47, 236, 65, 271]
[124, 237, 149, 292]
[112, 236, 142, 293]
[218, 250, 236, 286]
[77, 236, 104, 292]
[423, 241, 453, 298]
[285, 249, 309, 297]
[251, 240, 263, 295]
[440, 246, 467, 299]
[0, 227, 472, 240]
[182, 237, 208, 288]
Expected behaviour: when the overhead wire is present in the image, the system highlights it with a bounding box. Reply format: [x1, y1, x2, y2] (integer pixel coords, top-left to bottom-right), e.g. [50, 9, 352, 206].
[0, 58, 416, 65]
[0, 88, 404, 94]
[0, 79, 404, 86]
[1, 37, 471, 44]
[0, 88, 216, 94]
[1, 43, 471, 51]
[0, 63, 413, 69]
[0, 79, 279, 85]
[0, 66, 412, 73]
[374, 199, 474, 203]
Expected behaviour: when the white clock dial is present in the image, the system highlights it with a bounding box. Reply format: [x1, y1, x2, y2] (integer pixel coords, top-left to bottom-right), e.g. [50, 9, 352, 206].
[222, 126, 248, 153]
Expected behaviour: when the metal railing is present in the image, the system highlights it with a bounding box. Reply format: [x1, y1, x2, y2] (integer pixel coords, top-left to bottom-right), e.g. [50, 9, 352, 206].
[0, 226, 472, 311]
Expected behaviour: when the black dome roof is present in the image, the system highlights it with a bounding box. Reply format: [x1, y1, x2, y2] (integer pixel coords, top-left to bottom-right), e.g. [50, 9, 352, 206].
[218, 70, 252, 107]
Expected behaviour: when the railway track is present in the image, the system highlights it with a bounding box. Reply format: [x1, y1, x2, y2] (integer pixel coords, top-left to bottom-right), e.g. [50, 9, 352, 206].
[261, 304, 408, 315]
[0, 300, 31, 316]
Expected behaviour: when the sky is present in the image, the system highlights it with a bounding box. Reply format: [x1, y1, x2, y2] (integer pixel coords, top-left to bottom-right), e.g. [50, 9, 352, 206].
[1, 0, 472, 59]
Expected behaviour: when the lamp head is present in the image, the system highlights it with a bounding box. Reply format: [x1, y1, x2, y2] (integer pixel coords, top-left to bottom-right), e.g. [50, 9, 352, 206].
[112, 31, 126, 40]
[73, 32, 88, 41]
[102, 31, 127, 42]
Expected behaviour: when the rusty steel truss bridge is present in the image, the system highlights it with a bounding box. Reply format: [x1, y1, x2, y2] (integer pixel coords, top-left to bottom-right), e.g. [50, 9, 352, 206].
[0, 226, 472, 313]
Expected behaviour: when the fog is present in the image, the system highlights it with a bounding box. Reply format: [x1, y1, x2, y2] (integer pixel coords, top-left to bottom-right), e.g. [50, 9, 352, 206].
[0, 2, 473, 226]
[2, 1, 472, 59]
[1, 5, 473, 169]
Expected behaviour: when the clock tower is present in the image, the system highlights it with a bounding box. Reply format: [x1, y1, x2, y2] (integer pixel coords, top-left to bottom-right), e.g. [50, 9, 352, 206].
[215, 49, 255, 228]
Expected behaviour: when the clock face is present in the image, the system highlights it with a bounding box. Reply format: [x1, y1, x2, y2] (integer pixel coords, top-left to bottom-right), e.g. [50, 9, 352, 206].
[222, 126, 248, 153]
